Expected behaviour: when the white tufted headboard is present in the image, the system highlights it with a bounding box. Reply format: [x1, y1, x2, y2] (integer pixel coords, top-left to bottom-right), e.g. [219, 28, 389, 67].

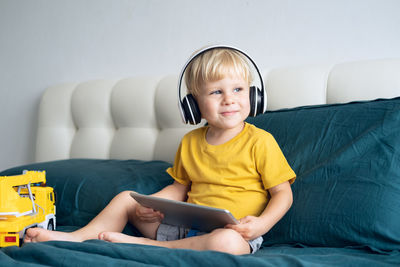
[36, 58, 400, 164]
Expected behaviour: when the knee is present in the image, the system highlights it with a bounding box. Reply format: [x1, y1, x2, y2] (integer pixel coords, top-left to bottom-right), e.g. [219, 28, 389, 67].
[113, 191, 138, 206]
[206, 229, 249, 255]
[111, 191, 137, 213]
[115, 190, 133, 200]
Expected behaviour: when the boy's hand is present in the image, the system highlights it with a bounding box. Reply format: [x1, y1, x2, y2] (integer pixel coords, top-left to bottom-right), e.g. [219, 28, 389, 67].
[226, 181, 293, 240]
[135, 204, 164, 223]
[225, 216, 264, 241]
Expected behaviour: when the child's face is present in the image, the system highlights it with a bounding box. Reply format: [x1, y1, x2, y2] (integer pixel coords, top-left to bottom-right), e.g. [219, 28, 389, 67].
[195, 73, 250, 131]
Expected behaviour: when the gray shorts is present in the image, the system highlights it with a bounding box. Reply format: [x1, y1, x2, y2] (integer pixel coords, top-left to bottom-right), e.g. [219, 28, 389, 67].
[156, 223, 263, 254]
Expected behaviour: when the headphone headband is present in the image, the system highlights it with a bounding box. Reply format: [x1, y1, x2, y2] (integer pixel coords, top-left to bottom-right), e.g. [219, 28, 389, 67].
[178, 45, 266, 124]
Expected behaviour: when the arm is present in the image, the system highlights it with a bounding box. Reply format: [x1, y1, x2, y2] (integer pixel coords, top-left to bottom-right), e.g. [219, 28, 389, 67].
[226, 181, 293, 240]
[151, 181, 190, 202]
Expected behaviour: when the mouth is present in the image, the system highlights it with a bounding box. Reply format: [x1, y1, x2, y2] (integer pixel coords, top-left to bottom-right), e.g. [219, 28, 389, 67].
[221, 110, 238, 116]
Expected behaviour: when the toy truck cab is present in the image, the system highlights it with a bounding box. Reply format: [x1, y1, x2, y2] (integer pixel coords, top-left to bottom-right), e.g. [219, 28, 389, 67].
[0, 171, 56, 247]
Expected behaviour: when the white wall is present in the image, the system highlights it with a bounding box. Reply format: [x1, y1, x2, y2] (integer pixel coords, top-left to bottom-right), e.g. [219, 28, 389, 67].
[1, 0, 400, 171]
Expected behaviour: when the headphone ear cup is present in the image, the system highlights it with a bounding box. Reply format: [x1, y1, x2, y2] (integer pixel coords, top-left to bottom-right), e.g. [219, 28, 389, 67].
[256, 86, 265, 115]
[249, 86, 257, 117]
[249, 86, 265, 117]
[182, 94, 202, 125]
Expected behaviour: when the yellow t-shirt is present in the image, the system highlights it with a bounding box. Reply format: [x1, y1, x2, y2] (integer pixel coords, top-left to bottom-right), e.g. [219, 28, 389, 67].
[166, 122, 296, 219]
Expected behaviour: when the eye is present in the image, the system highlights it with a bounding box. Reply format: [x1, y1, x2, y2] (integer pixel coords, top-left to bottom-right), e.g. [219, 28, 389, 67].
[234, 87, 242, 92]
[210, 90, 222, 95]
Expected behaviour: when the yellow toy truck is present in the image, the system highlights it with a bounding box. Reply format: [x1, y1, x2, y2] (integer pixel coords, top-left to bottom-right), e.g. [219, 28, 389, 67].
[0, 170, 56, 247]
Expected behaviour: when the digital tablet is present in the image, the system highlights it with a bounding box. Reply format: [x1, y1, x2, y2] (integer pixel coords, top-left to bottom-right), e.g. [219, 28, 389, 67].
[130, 192, 239, 232]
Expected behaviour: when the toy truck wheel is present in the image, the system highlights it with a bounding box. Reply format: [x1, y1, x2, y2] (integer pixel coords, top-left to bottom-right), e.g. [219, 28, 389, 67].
[47, 219, 55, 231]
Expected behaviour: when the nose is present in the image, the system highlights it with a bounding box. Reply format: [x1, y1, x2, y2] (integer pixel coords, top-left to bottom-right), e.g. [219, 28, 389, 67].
[223, 92, 235, 105]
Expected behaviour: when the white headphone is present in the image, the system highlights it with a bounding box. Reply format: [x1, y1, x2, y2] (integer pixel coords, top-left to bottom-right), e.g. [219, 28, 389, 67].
[177, 45, 267, 125]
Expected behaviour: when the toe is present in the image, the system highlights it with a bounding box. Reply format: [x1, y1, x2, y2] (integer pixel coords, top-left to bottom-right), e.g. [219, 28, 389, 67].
[98, 232, 110, 241]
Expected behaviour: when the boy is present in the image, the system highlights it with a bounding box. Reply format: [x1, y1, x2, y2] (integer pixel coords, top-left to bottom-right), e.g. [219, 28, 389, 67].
[25, 46, 296, 255]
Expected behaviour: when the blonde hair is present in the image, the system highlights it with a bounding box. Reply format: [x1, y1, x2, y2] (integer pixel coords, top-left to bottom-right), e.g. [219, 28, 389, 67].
[184, 48, 253, 96]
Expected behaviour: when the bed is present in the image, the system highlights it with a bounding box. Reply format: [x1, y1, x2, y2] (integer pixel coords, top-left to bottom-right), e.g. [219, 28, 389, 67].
[1, 58, 400, 266]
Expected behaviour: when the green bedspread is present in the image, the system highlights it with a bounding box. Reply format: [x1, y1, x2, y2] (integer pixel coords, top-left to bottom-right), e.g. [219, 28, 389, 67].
[1, 240, 399, 266]
[1, 97, 400, 266]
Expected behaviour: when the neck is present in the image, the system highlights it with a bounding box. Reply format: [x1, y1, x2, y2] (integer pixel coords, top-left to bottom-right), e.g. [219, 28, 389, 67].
[206, 122, 245, 145]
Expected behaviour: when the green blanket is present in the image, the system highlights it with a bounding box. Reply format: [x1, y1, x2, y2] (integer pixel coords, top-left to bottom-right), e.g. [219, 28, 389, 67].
[1, 240, 399, 267]
[1, 97, 400, 266]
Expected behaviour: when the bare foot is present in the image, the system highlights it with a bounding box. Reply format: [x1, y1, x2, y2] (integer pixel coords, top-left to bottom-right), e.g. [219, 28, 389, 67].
[24, 228, 82, 243]
[99, 232, 154, 245]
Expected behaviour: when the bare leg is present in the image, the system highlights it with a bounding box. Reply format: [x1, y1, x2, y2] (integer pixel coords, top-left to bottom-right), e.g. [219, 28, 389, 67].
[24, 191, 160, 243]
[99, 228, 251, 255]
